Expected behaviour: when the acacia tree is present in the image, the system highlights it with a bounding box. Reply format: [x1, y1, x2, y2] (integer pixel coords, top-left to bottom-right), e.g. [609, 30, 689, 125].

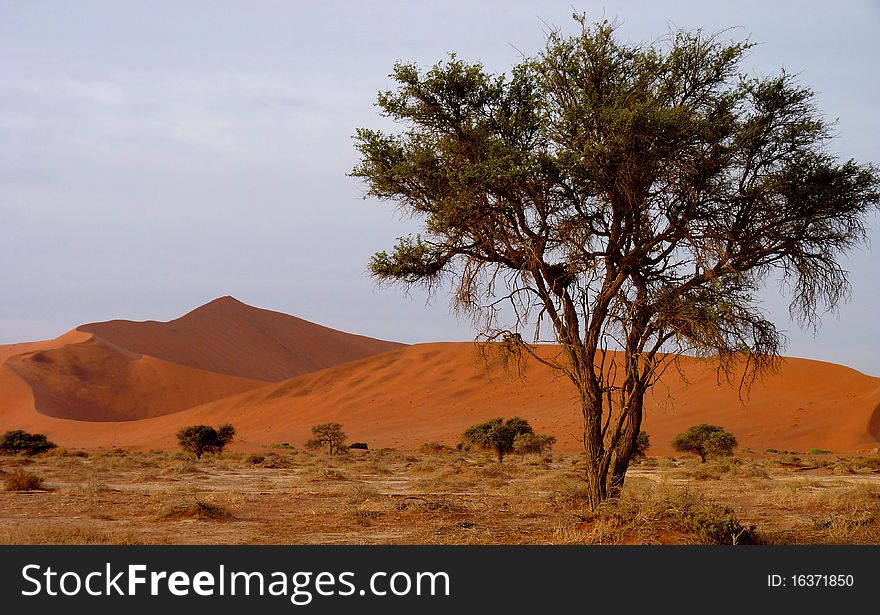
[352, 17, 879, 509]
[176, 423, 236, 459]
[306, 423, 347, 455]
[672, 424, 738, 463]
[461, 417, 535, 462]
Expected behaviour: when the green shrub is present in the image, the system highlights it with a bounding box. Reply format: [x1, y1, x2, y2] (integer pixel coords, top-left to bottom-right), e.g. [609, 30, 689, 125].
[687, 505, 759, 545]
[0, 430, 57, 456]
[176, 423, 236, 459]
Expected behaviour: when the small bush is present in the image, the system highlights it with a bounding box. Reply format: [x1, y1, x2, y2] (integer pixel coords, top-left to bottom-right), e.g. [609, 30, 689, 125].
[4, 469, 46, 491]
[417, 441, 455, 455]
[512, 433, 556, 461]
[687, 505, 759, 545]
[349, 442, 369, 450]
[268, 443, 296, 449]
[807, 448, 833, 455]
[246, 454, 265, 465]
[0, 430, 57, 456]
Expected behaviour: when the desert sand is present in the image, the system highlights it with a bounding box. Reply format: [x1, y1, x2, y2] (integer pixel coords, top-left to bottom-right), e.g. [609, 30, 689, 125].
[0, 298, 877, 455]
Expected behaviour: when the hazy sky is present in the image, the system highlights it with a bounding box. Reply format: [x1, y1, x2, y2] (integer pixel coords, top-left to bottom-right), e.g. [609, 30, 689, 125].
[2, 1, 878, 375]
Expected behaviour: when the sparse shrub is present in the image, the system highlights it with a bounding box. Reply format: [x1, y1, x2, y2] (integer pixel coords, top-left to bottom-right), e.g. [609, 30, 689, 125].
[461, 417, 541, 463]
[687, 505, 759, 545]
[512, 433, 556, 461]
[807, 448, 832, 455]
[671, 424, 738, 463]
[305, 423, 347, 455]
[417, 441, 455, 455]
[4, 469, 46, 491]
[158, 500, 233, 521]
[268, 442, 297, 450]
[176, 423, 236, 459]
[0, 430, 57, 456]
[246, 454, 265, 465]
[349, 442, 369, 450]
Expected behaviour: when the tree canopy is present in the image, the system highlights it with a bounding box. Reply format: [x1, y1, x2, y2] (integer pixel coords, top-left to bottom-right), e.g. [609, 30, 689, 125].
[0, 430, 57, 456]
[353, 16, 880, 509]
[176, 423, 236, 459]
[461, 417, 537, 462]
[672, 424, 738, 462]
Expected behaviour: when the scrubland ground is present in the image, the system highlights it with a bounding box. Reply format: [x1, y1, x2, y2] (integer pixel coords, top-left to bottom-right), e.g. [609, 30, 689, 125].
[1, 446, 879, 545]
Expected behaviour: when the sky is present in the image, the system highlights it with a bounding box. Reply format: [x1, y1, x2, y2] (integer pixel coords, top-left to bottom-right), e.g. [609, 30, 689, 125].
[1, 0, 878, 375]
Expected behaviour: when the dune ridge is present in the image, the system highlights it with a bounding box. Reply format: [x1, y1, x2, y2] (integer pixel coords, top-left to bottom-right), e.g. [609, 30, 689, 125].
[78, 296, 405, 381]
[0, 299, 877, 455]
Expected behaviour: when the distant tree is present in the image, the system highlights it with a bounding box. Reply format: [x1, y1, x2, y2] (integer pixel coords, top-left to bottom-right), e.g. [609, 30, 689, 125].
[461, 417, 537, 463]
[176, 423, 236, 459]
[671, 424, 737, 463]
[0, 430, 57, 456]
[634, 432, 651, 460]
[305, 423, 348, 455]
[353, 16, 880, 509]
[513, 432, 557, 461]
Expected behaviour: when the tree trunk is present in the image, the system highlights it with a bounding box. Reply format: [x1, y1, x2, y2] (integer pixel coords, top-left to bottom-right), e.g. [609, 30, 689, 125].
[497, 448, 504, 463]
[581, 393, 606, 510]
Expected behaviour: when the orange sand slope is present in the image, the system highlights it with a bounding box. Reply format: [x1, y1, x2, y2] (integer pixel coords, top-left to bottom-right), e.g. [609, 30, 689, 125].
[78, 296, 405, 381]
[160, 344, 880, 455]
[0, 297, 405, 425]
[2, 340, 875, 456]
[0, 299, 877, 455]
[5, 335, 264, 421]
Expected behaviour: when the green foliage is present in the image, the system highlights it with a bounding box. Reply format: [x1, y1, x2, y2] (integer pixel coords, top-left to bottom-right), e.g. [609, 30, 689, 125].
[305, 423, 347, 455]
[176, 423, 236, 459]
[512, 432, 557, 460]
[353, 14, 880, 509]
[671, 424, 738, 463]
[0, 430, 57, 456]
[807, 448, 832, 455]
[268, 442, 296, 449]
[687, 505, 759, 545]
[461, 417, 537, 463]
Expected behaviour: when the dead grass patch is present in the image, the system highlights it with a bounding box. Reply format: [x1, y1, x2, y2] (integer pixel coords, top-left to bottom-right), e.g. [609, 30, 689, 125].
[4, 469, 46, 491]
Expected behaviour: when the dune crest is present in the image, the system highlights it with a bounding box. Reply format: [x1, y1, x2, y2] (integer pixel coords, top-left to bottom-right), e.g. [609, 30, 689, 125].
[0, 300, 877, 455]
[77, 296, 405, 381]
[0, 297, 405, 424]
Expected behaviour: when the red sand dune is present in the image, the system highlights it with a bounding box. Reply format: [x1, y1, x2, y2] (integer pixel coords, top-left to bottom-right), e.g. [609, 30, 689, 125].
[78, 296, 404, 381]
[0, 300, 877, 456]
[0, 297, 404, 426]
[5, 334, 263, 421]
[150, 343, 880, 455]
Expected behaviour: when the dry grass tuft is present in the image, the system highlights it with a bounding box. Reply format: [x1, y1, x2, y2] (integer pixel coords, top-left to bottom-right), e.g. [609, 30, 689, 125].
[4, 469, 46, 491]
